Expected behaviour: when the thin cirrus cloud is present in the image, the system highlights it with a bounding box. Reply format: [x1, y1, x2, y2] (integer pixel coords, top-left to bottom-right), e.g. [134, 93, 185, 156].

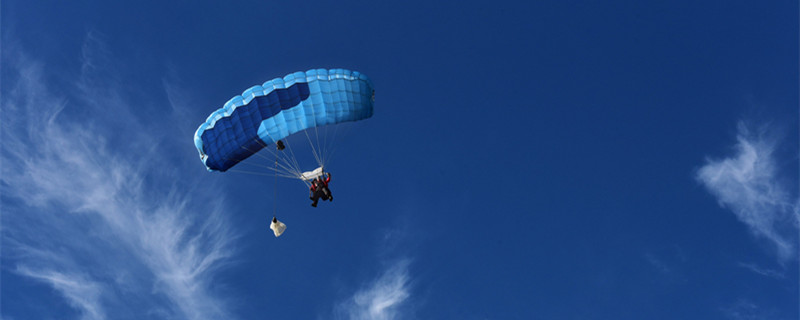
[1, 35, 236, 319]
[695, 123, 797, 261]
[14, 267, 105, 320]
[335, 259, 413, 320]
[737, 262, 785, 280]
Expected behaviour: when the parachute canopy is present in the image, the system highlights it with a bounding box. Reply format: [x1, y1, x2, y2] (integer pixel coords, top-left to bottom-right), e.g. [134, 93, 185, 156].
[194, 69, 374, 172]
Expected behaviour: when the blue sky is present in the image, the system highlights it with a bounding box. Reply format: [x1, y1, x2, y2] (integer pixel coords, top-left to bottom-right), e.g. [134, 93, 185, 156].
[1, 1, 798, 319]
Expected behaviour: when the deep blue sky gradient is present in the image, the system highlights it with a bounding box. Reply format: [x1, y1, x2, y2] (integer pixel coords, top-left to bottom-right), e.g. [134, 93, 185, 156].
[2, 1, 798, 319]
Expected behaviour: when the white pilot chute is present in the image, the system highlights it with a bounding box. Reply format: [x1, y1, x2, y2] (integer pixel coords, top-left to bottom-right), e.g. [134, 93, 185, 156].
[269, 217, 287, 237]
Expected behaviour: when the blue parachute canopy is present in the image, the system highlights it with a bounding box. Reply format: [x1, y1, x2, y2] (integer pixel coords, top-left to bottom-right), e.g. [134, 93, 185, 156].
[194, 69, 374, 172]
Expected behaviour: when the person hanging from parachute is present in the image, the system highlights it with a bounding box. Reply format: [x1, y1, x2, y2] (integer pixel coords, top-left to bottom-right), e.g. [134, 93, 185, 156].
[309, 172, 332, 207]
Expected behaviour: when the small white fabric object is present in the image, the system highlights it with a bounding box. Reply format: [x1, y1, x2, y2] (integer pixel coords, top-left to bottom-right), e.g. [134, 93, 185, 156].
[300, 167, 324, 181]
[270, 218, 287, 237]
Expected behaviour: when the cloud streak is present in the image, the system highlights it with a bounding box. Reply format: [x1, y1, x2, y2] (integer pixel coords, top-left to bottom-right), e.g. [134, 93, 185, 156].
[696, 123, 797, 261]
[15, 267, 105, 320]
[2, 34, 236, 319]
[336, 259, 413, 320]
[721, 299, 779, 320]
[737, 262, 785, 280]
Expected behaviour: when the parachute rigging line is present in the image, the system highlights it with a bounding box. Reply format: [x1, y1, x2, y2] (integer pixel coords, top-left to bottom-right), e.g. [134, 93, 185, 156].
[239, 141, 300, 179]
[273, 146, 278, 218]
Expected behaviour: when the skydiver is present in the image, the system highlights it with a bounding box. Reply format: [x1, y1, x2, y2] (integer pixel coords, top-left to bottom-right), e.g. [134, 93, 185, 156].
[309, 172, 332, 207]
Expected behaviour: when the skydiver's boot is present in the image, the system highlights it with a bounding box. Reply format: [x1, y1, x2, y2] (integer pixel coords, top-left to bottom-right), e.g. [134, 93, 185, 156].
[311, 201, 317, 207]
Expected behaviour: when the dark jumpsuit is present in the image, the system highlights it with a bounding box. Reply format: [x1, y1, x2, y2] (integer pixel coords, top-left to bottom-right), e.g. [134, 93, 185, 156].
[309, 174, 332, 207]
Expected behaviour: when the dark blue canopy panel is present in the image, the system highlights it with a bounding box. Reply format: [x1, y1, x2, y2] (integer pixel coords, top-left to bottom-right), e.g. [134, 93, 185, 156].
[194, 69, 374, 172]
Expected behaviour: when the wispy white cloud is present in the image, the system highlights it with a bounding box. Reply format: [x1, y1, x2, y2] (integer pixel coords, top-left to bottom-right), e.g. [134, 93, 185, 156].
[737, 262, 785, 280]
[2, 34, 236, 319]
[696, 123, 797, 261]
[721, 299, 779, 320]
[644, 253, 671, 275]
[15, 267, 105, 320]
[335, 259, 413, 320]
[643, 248, 689, 285]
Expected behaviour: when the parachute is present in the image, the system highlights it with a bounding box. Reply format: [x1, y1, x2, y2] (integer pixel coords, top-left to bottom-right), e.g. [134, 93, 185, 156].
[194, 68, 374, 175]
[194, 69, 374, 237]
[270, 217, 287, 237]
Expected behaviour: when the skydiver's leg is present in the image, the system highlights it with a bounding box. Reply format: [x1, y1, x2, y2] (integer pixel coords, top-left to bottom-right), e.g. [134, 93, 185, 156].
[311, 189, 324, 207]
[323, 187, 332, 201]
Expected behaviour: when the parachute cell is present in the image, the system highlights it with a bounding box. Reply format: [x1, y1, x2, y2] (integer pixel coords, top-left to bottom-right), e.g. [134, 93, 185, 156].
[194, 69, 374, 172]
